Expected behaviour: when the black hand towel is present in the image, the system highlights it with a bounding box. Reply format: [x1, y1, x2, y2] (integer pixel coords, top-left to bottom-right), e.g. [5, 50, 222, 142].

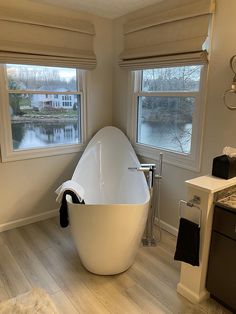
[174, 217, 200, 266]
[59, 190, 85, 228]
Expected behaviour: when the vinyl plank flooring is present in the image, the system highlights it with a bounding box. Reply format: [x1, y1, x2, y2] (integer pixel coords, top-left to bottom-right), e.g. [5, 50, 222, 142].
[21, 224, 143, 313]
[0, 244, 31, 298]
[157, 228, 178, 253]
[38, 246, 142, 314]
[0, 273, 10, 303]
[2, 228, 60, 294]
[126, 282, 172, 314]
[0, 218, 232, 314]
[50, 290, 80, 314]
[21, 223, 52, 251]
[36, 218, 76, 252]
[144, 244, 180, 272]
[43, 248, 126, 314]
[136, 249, 179, 290]
[128, 259, 186, 313]
[53, 217, 75, 242]
[19, 236, 111, 314]
[21, 219, 77, 262]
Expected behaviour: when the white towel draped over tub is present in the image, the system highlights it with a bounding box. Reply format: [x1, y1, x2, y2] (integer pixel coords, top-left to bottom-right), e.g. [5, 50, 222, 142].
[55, 180, 85, 203]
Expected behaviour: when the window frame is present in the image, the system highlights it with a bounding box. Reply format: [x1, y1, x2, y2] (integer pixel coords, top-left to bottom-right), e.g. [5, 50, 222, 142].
[0, 64, 87, 162]
[128, 65, 207, 172]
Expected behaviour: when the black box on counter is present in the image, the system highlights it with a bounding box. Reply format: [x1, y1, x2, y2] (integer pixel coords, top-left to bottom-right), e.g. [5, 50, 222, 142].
[212, 155, 236, 179]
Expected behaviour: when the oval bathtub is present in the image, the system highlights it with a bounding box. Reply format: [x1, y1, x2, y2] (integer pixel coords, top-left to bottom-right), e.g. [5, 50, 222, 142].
[67, 126, 150, 275]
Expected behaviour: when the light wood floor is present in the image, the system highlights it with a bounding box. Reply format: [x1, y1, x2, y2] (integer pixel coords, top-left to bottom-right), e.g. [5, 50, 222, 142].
[0, 218, 232, 313]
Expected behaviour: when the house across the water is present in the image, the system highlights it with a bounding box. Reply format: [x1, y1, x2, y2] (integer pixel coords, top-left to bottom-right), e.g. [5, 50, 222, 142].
[32, 88, 77, 110]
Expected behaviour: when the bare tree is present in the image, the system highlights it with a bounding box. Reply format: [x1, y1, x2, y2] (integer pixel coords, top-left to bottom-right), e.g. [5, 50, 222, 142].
[170, 125, 192, 153]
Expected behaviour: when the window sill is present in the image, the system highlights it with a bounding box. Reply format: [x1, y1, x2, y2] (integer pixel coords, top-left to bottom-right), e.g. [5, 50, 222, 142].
[0, 143, 86, 163]
[134, 143, 201, 172]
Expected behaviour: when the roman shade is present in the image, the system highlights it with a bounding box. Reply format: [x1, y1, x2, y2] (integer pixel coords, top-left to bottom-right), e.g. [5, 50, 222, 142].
[0, 6, 96, 69]
[119, 0, 215, 69]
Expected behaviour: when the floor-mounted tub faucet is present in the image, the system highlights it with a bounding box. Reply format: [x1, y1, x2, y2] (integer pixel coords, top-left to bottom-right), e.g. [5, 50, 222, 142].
[128, 153, 163, 247]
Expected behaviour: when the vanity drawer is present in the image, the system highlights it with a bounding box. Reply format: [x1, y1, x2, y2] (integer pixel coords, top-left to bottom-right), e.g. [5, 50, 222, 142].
[213, 206, 236, 240]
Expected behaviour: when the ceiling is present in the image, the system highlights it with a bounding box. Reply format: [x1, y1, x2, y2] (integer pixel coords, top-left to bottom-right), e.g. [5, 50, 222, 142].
[31, 0, 164, 19]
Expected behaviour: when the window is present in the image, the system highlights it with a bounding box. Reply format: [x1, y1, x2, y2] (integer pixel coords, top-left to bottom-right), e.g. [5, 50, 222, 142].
[131, 65, 206, 171]
[0, 64, 86, 162]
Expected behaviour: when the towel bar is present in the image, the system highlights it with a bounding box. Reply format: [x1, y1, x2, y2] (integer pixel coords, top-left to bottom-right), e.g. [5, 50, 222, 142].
[179, 199, 202, 227]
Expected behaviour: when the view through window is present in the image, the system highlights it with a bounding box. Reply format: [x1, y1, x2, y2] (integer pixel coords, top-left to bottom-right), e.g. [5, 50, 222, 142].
[136, 65, 202, 154]
[6, 64, 82, 150]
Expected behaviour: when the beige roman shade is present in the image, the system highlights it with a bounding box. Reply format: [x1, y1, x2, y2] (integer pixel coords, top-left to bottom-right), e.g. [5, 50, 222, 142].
[119, 0, 215, 69]
[0, 6, 96, 69]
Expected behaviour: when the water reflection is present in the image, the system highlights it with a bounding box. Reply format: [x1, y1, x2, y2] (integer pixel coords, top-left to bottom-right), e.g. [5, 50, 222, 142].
[12, 121, 190, 153]
[138, 121, 192, 153]
[11, 121, 80, 150]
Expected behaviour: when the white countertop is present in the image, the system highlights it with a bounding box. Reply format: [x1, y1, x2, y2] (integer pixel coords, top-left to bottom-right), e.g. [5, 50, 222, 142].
[186, 175, 236, 193]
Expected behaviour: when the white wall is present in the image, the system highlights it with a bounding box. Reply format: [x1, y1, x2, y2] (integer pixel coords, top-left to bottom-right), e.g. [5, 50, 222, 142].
[112, 0, 236, 229]
[0, 0, 113, 226]
[1, 0, 236, 231]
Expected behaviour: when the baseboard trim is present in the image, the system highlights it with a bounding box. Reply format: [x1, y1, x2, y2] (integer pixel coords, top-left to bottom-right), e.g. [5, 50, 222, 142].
[0, 211, 176, 235]
[155, 217, 178, 236]
[177, 283, 210, 304]
[0, 209, 58, 233]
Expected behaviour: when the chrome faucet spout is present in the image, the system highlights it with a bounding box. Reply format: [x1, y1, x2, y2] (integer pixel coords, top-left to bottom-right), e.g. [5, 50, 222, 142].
[128, 166, 152, 172]
[128, 164, 156, 189]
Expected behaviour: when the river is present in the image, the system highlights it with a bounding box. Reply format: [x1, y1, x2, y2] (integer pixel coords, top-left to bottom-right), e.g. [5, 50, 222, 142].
[11, 121, 80, 150]
[137, 121, 192, 153]
[11, 120, 191, 153]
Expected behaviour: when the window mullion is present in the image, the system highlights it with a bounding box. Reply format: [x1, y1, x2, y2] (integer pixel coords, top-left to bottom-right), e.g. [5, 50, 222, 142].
[134, 71, 142, 93]
[136, 91, 199, 97]
[0, 65, 14, 158]
[8, 90, 82, 95]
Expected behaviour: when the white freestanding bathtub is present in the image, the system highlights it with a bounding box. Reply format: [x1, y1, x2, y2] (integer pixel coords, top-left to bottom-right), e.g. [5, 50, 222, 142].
[67, 126, 150, 275]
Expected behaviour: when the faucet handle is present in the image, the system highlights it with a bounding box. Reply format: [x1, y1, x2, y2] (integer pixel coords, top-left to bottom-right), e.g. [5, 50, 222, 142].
[140, 163, 156, 169]
[128, 166, 150, 172]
